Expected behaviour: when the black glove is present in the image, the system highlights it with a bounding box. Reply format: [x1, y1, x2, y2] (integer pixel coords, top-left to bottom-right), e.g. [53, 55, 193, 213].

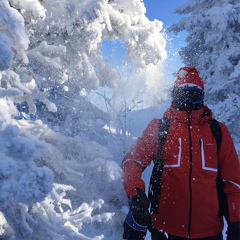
[151, 228, 167, 240]
[227, 222, 240, 240]
[123, 188, 152, 240]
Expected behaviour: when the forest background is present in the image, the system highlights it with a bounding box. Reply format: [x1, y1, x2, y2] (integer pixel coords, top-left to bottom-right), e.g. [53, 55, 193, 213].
[0, 0, 239, 239]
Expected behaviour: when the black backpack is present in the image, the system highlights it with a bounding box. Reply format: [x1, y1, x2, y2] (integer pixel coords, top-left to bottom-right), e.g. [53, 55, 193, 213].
[148, 118, 229, 222]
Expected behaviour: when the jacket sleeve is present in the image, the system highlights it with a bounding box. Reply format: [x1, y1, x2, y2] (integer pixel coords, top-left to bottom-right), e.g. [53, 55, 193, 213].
[218, 122, 240, 223]
[121, 118, 159, 197]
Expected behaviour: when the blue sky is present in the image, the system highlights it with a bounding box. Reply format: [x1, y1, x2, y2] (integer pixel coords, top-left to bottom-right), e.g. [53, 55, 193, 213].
[144, 0, 186, 26]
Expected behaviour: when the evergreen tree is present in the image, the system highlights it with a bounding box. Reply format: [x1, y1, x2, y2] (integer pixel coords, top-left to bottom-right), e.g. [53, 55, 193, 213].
[0, 0, 167, 238]
[169, 0, 240, 153]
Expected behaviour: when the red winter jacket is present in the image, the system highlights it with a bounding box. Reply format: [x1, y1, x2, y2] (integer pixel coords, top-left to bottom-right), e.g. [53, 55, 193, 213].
[122, 105, 240, 238]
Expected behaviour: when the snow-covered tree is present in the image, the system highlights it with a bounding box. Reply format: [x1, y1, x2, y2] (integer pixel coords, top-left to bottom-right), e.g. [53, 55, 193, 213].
[169, 0, 240, 153]
[2, 0, 167, 143]
[0, 0, 167, 238]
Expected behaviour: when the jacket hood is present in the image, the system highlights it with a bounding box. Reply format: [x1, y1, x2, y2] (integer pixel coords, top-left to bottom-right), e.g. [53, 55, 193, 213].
[163, 105, 213, 125]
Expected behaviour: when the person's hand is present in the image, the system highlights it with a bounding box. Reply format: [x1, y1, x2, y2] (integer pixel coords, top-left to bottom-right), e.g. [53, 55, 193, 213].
[123, 188, 152, 240]
[151, 228, 167, 240]
[123, 220, 147, 240]
[227, 222, 240, 240]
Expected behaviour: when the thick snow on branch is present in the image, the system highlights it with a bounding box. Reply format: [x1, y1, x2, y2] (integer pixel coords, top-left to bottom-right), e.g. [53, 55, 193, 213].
[0, 0, 29, 65]
[10, 0, 46, 19]
[0, 99, 53, 206]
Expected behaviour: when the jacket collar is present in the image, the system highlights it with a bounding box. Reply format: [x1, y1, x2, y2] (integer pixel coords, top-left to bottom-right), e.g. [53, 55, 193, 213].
[163, 105, 213, 125]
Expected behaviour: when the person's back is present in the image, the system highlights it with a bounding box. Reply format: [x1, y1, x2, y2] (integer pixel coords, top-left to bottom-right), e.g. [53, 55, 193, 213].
[121, 67, 240, 240]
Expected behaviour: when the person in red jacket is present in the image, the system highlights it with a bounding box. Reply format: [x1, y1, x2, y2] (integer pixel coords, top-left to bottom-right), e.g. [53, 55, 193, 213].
[121, 67, 240, 240]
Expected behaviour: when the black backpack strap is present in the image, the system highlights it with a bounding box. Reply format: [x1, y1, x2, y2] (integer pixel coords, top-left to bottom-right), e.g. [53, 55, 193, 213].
[209, 119, 229, 221]
[216, 178, 230, 222]
[148, 117, 170, 214]
[209, 118, 222, 154]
